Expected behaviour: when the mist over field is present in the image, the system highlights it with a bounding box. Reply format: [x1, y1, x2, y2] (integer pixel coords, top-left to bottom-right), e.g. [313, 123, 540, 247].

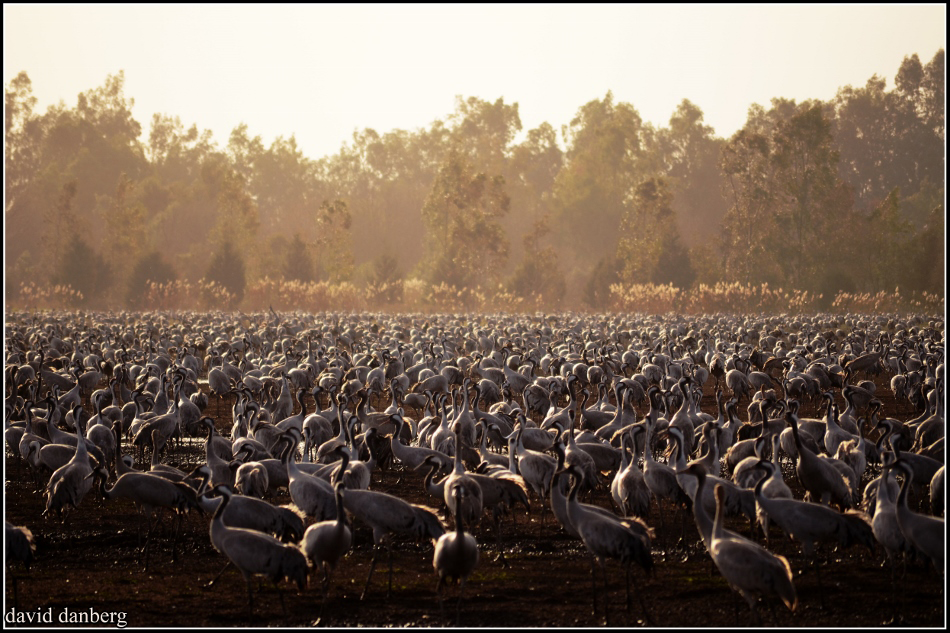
[4, 31, 944, 314]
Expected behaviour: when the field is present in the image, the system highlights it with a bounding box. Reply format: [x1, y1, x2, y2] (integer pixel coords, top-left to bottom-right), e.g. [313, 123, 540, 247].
[3, 311, 945, 628]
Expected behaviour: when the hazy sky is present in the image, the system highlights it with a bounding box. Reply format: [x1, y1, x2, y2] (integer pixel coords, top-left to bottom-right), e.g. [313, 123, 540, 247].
[4, 4, 946, 160]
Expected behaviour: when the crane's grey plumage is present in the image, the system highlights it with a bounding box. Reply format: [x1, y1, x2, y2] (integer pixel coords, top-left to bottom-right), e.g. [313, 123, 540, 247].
[562, 464, 654, 626]
[893, 460, 944, 572]
[708, 484, 797, 625]
[207, 486, 309, 615]
[43, 416, 96, 520]
[611, 427, 651, 518]
[97, 466, 201, 569]
[5, 520, 36, 608]
[433, 483, 480, 624]
[343, 485, 445, 600]
[301, 481, 352, 620]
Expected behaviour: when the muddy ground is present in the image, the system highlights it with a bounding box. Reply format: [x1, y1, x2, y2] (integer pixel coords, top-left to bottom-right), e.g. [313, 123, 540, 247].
[4, 374, 945, 628]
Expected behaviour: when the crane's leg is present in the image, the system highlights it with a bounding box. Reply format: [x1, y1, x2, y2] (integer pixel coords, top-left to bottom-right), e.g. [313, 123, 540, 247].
[625, 565, 631, 611]
[275, 581, 287, 616]
[387, 542, 394, 598]
[456, 577, 466, 626]
[171, 513, 183, 562]
[750, 600, 762, 626]
[435, 577, 445, 621]
[246, 579, 254, 616]
[360, 545, 380, 600]
[318, 565, 332, 623]
[630, 566, 654, 625]
[601, 559, 610, 627]
[493, 512, 509, 568]
[590, 555, 599, 620]
[141, 516, 156, 572]
[205, 560, 233, 588]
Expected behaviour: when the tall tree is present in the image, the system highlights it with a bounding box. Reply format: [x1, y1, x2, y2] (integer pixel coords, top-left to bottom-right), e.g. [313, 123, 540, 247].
[504, 122, 563, 282]
[719, 123, 778, 284]
[616, 176, 694, 288]
[770, 102, 840, 288]
[655, 99, 728, 247]
[315, 199, 354, 283]
[448, 96, 522, 176]
[421, 148, 509, 288]
[102, 173, 148, 286]
[282, 232, 316, 282]
[206, 240, 246, 304]
[553, 92, 645, 283]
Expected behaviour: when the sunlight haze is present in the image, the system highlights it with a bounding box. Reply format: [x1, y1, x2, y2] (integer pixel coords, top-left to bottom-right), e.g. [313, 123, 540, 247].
[4, 4, 946, 159]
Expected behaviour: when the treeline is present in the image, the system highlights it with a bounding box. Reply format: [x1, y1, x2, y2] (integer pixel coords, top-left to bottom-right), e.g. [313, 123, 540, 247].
[4, 50, 944, 311]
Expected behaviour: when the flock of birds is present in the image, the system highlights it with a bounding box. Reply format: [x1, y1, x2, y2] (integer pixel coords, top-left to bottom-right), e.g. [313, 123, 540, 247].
[3, 309, 945, 626]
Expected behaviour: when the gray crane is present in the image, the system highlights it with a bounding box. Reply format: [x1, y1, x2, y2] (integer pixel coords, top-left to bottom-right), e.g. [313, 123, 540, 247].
[708, 484, 797, 625]
[301, 481, 352, 622]
[433, 483, 480, 625]
[207, 485, 309, 615]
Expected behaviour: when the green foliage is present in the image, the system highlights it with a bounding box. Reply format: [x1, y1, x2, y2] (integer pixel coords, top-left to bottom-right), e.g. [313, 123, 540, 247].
[770, 103, 840, 288]
[659, 100, 729, 248]
[103, 173, 148, 284]
[816, 268, 856, 310]
[448, 96, 522, 175]
[910, 203, 945, 295]
[213, 170, 259, 260]
[282, 232, 315, 282]
[553, 92, 645, 267]
[367, 252, 404, 303]
[370, 252, 402, 286]
[653, 233, 696, 289]
[316, 199, 354, 282]
[616, 177, 694, 288]
[508, 251, 566, 306]
[53, 236, 112, 305]
[126, 250, 177, 308]
[508, 213, 566, 305]
[584, 255, 621, 310]
[422, 148, 510, 288]
[206, 241, 246, 304]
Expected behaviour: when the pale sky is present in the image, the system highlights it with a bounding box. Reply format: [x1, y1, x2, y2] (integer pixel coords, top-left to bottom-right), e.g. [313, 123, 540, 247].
[4, 4, 946, 160]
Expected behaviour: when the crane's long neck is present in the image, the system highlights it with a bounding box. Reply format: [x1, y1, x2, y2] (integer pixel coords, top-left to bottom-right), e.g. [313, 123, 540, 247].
[608, 387, 624, 426]
[211, 490, 231, 529]
[424, 457, 446, 495]
[876, 464, 895, 507]
[72, 419, 89, 462]
[710, 488, 726, 543]
[770, 434, 782, 471]
[334, 412, 347, 443]
[471, 388, 483, 417]
[453, 487, 466, 534]
[283, 438, 303, 479]
[453, 424, 464, 475]
[643, 419, 657, 465]
[671, 434, 687, 471]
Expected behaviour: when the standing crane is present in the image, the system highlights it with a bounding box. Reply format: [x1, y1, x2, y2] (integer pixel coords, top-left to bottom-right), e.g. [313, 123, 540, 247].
[207, 485, 309, 615]
[708, 484, 797, 625]
[562, 464, 654, 626]
[301, 481, 352, 622]
[433, 483, 480, 625]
